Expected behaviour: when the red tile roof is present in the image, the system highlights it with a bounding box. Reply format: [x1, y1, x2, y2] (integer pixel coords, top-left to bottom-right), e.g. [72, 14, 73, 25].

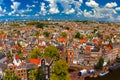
[15, 56, 20, 60]
[86, 46, 91, 51]
[58, 38, 67, 42]
[13, 45, 19, 49]
[105, 45, 112, 51]
[30, 58, 40, 65]
[79, 39, 87, 43]
[0, 44, 3, 47]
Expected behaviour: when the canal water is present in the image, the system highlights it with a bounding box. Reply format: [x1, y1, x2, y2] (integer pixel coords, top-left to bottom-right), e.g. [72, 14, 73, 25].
[85, 68, 120, 80]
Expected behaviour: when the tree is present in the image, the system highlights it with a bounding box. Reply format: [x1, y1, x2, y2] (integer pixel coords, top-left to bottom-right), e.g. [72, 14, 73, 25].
[66, 27, 70, 30]
[30, 47, 42, 59]
[50, 60, 70, 80]
[36, 23, 44, 29]
[92, 28, 98, 33]
[3, 70, 19, 80]
[29, 67, 45, 80]
[7, 51, 13, 59]
[44, 45, 60, 60]
[60, 32, 67, 38]
[43, 31, 50, 37]
[96, 56, 104, 69]
[75, 32, 83, 39]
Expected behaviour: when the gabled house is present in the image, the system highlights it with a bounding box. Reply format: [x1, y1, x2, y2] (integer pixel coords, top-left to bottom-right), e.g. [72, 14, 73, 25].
[13, 56, 22, 66]
[67, 48, 74, 64]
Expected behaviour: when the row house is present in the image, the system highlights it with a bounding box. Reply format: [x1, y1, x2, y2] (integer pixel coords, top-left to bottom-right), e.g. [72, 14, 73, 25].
[105, 48, 120, 62]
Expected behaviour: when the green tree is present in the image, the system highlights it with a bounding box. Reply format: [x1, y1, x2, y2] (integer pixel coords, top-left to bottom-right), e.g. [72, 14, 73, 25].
[26, 21, 39, 25]
[97, 56, 104, 69]
[30, 47, 42, 59]
[36, 23, 44, 29]
[75, 32, 80, 39]
[44, 45, 60, 60]
[60, 32, 67, 38]
[75, 32, 83, 39]
[43, 31, 50, 37]
[10, 23, 20, 27]
[29, 67, 45, 80]
[3, 70, 19, 80]
[50, 60, 70, 80]
[66, 27, 70, 30]
[7, 51, 13, 59]
[92, 28, 98, 33]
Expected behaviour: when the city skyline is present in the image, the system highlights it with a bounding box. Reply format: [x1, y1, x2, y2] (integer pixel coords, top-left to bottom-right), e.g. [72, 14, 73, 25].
[0, 0, 120, 22]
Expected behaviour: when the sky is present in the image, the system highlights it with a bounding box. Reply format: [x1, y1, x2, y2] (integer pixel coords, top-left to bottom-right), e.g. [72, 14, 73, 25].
[0, 0, 120, 22]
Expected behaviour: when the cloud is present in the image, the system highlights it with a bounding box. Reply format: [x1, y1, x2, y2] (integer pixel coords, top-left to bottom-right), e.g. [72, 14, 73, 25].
[9, 1, 21, 16]
[65, 8, 75, 14]
[19, 9, 32, 14]
[115, 7, 120, 11]
[26, 4, 35, 8]
[105, 2, 117, 8]
[0, 6, 2, 11]
[83, 9, 93, 17]
[47, 0, 60, 14]
[0, 6, 6, 16]
[11, 1, 21, 12]
[40, 2, 47, 15]
[86, 0, 99, 8]
[46, 0, 83, 15]
[84, 7, 117, 19]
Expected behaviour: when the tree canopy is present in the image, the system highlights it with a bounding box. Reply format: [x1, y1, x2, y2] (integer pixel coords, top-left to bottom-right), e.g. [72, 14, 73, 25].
[75, 32, 83, 39]
[3, 70, 19, 80]
[30, 47, 42, 59]
[96, 56, 104, 69]
[50, 60, 70, 80]
[60, 32, 67, 38]
[44, 45, 60, 60]
[43, 31, 50, 37]
[29, 67, 45, 80]
[36, 23, 45, 29]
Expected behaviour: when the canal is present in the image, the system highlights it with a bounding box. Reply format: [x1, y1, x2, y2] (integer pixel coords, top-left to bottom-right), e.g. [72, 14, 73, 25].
[85, 68, 120, 80]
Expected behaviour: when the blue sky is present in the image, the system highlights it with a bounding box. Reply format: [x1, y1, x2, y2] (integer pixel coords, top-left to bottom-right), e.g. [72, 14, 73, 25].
[0, 0, 120, 22]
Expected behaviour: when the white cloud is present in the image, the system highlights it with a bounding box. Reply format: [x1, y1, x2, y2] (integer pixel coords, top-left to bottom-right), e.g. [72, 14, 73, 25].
[0, 6, 2, 12]
[8, 12, 12, 16]
[35, 14, 39, 16]
[11, 1, 21, 12]
[83, 9, 93, 17]
[86, 0, 99, 8]
[26, 4, 35, 8]
[46, 0, 83, 15]
[115, 7, 120, 11]
[65, 8, 75, 14]
[105, 2, 117, 8]
[84, 7, 117, 19]
[116, 16, 120, 21]
[19, 9, 32, 14]
[9, 1, 21, 16]
[47, 0, 60, 14]
[0, 6, 6, 16]
[49, 7, 59, 14]
[40, 2, 47, 15]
